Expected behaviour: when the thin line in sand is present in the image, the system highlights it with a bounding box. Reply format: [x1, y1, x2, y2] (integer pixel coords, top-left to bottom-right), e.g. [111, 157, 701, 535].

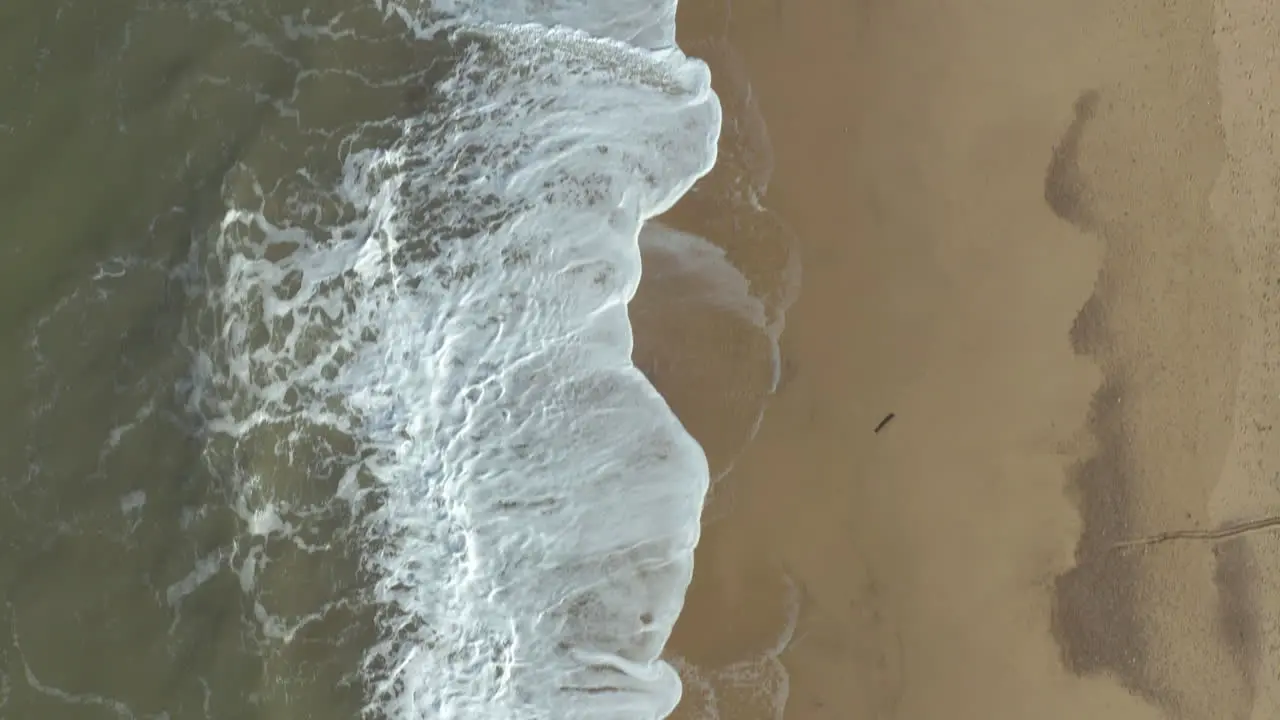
[1112, 515, 1280, 551]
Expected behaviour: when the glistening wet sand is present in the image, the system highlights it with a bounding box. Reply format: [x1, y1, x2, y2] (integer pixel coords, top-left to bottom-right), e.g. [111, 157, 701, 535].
[649, 0, 1280, 717]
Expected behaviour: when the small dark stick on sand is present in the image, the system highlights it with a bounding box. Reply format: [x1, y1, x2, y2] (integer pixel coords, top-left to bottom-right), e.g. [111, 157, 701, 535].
[874, 413, 896, 433]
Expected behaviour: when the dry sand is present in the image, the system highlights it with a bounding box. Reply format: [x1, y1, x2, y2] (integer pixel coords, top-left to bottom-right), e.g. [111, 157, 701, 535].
[646, 0, 1280, 717]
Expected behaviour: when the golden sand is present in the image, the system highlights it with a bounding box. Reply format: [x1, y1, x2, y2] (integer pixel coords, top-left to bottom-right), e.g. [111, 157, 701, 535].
[641, 0, 1280, 717]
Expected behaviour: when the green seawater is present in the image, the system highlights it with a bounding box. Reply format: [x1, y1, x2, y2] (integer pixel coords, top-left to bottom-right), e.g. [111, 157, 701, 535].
[0, 3, 440, 717]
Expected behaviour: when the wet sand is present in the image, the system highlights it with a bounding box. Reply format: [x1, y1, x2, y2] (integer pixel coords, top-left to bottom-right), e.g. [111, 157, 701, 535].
[658, 0, 1280, 717]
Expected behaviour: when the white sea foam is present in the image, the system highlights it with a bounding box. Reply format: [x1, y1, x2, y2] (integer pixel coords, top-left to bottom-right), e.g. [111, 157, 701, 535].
[379, 0, 679, 50]
[184, 2, 722, 718]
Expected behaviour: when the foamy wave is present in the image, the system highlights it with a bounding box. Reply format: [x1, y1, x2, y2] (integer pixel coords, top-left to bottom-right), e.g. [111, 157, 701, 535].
[378, 0, 679, 49]
[183, 4, 720, 719]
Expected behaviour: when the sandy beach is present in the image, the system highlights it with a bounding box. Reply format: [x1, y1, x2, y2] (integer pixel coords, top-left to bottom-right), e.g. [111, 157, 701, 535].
[654, 0, 1280, 717]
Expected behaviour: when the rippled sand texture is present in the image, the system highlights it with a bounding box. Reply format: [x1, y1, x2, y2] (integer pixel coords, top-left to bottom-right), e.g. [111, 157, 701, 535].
[652, 0, 1280, 718]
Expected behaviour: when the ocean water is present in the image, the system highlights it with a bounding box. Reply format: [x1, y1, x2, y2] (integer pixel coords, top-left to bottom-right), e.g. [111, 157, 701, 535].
[0, 0, 798, 718]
